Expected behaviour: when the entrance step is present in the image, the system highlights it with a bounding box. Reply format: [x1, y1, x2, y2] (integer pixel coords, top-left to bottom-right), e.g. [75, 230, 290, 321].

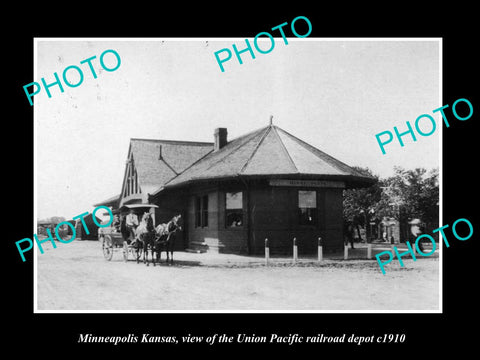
[187, 239, 226, 254]
[187, 241, 208, 253]
[185, 248, 206, 253]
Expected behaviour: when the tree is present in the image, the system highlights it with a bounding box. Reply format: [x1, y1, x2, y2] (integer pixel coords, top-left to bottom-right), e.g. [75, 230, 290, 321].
[343, 166, 439, 241]
[343, 167, 382, 240]
[378, 166, 438, 221]
[375, 166, 439, 240]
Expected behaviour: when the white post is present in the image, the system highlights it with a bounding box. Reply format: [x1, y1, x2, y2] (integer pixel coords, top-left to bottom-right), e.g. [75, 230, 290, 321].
[318, 237, 323, 262]
[293, 237, 298, 263]
[344, 244, 348, 260]
[367, 243, 372, 259]
[391, 244, 396, 258]
[265, 238, 269, 265]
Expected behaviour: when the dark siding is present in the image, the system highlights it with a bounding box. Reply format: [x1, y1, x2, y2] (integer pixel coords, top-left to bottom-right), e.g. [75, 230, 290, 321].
[75, 214, 101, 240]
[159, 181, 345, 255]
[217, 188, 248, 253]
[323, 188, 344, 252]
[249, 186, 344, 255]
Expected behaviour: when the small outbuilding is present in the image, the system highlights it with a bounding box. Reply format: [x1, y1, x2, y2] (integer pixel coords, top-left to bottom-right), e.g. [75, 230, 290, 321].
[67, 213, 102, 240]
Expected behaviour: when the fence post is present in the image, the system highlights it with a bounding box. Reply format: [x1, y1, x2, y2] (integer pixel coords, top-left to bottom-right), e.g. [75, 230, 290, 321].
[367, 243, 372, 259]
[265, 238, 269, 265]
[293, 237, 298, 263]
[344, 244, 348, 260]
[318, 237, 323, 262]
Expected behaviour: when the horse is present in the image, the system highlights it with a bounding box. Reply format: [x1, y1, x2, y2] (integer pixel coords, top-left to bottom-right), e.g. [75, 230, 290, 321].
[153, 214, 182, 265]
[134, 212, 156, 265]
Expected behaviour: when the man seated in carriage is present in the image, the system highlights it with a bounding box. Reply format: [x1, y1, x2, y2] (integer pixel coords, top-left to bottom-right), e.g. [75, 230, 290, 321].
[125, 209, 139, 244]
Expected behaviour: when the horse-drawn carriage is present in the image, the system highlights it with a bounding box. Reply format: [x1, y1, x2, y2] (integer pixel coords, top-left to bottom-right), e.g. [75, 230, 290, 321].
[98, 225, 140, 262]
[98, 204, 182, 266]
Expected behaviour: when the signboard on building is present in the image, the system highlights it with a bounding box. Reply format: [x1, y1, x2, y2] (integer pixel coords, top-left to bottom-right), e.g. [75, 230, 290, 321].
[269, 179, 346, 188]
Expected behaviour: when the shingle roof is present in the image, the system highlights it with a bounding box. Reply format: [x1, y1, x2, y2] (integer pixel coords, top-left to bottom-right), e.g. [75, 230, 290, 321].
[161, 125, 375, 190]
[93, 193, 120, 208]
[129, 138, 213, 195]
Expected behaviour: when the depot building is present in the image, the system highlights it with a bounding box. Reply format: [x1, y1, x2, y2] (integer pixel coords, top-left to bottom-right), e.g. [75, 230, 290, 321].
[95, 122, 375, 255]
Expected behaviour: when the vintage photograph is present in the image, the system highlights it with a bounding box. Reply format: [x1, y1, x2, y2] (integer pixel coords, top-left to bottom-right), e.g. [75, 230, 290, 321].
[34, 38, 441, 312]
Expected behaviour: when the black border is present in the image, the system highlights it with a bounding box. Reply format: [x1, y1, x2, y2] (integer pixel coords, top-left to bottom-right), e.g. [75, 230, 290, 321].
[7, 5, 479, 355]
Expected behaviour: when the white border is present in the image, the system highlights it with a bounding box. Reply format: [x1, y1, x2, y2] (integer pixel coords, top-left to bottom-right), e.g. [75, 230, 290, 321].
[33, 38, 38, 312]
[33, 37, 443, 314]
[438, 38, 443, 314]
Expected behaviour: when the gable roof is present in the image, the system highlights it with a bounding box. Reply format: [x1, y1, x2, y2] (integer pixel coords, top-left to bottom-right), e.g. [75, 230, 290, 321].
[122, 138, 213, 199]
[93, 193, 120, 208]
[160, 124, 375, 191]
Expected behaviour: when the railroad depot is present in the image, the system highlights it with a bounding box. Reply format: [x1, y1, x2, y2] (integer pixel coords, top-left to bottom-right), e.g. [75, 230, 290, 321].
[94, 122, 375, 255]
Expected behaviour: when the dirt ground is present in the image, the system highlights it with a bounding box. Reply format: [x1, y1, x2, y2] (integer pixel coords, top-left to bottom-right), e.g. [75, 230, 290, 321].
[36, 239, 440, 311]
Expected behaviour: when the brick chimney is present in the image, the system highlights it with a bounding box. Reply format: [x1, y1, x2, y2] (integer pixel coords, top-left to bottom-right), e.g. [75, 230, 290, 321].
[214, 128, 228, 151]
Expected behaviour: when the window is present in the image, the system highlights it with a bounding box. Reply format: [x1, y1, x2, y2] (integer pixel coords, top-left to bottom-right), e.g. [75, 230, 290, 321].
[298, 190, 317, 225]
[226, 192, 243, 227]
[195, 195, 209, 228]
[202, 195, 208, 227]
[134, 169, 138, 193]
[195, 197, 201, 227]
[124, 158, 141, 197]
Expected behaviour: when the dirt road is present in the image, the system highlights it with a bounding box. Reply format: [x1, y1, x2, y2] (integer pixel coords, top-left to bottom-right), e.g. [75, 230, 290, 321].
[36, 240, 440, 311]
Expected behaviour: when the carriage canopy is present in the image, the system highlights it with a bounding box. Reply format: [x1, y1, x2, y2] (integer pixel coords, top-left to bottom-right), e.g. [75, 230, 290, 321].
[119, 203, 159, 212]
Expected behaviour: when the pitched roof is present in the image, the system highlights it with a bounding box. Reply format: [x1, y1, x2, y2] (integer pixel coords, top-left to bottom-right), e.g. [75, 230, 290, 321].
[161, 125, 375, 190]
[129, 138, 213, 195]
[93, 193, 120, 208]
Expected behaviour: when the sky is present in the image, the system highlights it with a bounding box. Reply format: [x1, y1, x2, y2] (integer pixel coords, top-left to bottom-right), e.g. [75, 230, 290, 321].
[35, 38, 440, 220]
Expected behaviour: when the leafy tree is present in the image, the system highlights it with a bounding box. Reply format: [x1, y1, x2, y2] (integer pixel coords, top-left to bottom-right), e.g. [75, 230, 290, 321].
[343, 167, 382, 239]
[344, 166, 439, 241]
[377, 166, 438, 222]
[373, 166, 439, 240]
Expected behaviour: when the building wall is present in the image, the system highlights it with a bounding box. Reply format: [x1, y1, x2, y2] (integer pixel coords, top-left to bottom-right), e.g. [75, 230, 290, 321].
[217, 185, 248, 254]
[186, 182, 250, 253]
[187, 189, 220, 250]
[75, 214, 100, 240]
[183, 181, 345, 255]
[248, 186, 344, 255]
[323, 188, 344, 251]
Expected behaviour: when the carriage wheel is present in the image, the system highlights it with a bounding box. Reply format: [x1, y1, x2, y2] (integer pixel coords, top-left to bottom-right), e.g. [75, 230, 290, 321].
[123, 241, 129, 262]
[102, 235, 114, 261]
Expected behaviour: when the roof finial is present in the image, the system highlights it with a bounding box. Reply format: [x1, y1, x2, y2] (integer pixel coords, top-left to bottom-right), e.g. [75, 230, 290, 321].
[269, 115, 273, 126]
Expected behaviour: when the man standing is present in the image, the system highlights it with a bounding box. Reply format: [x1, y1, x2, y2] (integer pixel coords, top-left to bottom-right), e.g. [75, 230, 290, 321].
[126, 209, 138, 242]
[344, 220, 355, 249]
[347, 222, 355, 249]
